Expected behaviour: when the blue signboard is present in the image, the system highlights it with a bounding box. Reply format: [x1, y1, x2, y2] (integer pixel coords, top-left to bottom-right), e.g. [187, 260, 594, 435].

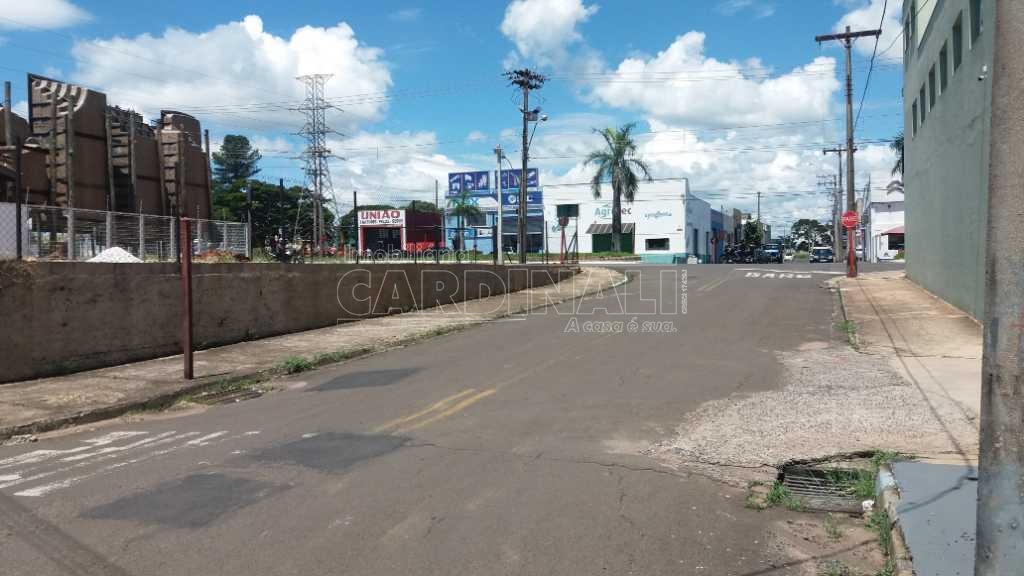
[499, 169, 540, 190]
[447, 171, 490, 195]
[501, 191, 544, 206]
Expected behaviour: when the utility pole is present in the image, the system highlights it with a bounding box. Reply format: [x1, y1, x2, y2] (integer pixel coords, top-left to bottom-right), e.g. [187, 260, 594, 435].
[504, 69, 546, 264]
[494, 145, 505, 262]
[816, 26, 880, 276]
[824, 147, 847, 261]
[296, 74, 336, 255]
[975, 3, 1024, 573]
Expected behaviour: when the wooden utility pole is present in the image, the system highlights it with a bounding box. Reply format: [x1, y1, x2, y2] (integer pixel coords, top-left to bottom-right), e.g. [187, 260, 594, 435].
[975, 3, 1024, 573]
[815, 26, 880, 277]
[823, 147, 848, 260]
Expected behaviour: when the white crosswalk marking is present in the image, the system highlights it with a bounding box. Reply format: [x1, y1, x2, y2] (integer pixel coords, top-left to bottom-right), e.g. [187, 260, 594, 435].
[0, 429, 258, 498]
[0, 431, 147, 469]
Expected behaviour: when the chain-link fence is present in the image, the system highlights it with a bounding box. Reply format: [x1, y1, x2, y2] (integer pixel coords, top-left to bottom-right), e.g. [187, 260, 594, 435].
[0, 202, 248, 262]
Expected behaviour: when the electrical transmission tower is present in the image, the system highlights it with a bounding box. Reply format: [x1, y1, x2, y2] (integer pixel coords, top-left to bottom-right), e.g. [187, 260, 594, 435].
[296, 74, 335, 254]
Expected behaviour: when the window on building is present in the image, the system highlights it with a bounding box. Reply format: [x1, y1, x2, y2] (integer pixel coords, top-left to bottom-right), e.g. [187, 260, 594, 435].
[970, 0, 982, 46]
[928, 65, 937, 108]
[912, 101, 919, 136]
[920, 85, 927, 123]
[953, 13, 964, 71]
[645, 238, 670, 251]
[939, 42, 949, 92]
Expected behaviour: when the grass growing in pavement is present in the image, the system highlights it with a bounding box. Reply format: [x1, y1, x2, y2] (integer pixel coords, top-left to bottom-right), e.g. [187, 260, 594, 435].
[836, 320, 859, 350]
[280, 356, 314, 374]
[765, 481, 804, 511]
[867, 509, 895, 575]
[824, 513, 843, 541]
[817, 559, 852, 576]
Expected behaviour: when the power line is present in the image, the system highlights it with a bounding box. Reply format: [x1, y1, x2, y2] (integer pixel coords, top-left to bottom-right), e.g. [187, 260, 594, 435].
[855, 0, 891, 131]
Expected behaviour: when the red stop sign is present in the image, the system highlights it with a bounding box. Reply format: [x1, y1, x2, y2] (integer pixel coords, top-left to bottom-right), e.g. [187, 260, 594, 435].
[842, 210, 859, 228]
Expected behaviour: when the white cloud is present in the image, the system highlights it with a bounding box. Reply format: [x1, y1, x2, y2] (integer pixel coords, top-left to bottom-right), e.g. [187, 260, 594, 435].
[500, 0, 598, 67]
[326, 131, 470, 205]
[13, 100, 28, 118]
[0, 0, 90, 30]
[466, 130, 487, 142]
[588, 32, 840, 128]
[834, 0, 904, 61]
[718, 0, 775, 18]
[388, 8, 421, 22]
[534, 116, 871, 227]
[70, 15, 391, 131]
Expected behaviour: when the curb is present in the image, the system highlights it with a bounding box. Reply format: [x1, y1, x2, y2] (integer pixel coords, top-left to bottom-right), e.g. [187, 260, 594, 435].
[0, 267, 628, 442]
[876, 463, 914, 576]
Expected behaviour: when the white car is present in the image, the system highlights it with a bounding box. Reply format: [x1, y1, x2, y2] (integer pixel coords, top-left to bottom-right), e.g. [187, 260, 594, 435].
[783, 250, 795, 262]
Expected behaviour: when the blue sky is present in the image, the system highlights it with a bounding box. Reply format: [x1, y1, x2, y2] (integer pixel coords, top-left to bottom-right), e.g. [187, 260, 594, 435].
[0, 0, 904, 229]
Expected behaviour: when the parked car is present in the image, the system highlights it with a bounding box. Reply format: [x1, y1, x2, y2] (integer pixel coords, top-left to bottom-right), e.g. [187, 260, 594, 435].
[759, 243, 784, 264]
[809, 247, 835, 263]
[783, 249, 795, 262]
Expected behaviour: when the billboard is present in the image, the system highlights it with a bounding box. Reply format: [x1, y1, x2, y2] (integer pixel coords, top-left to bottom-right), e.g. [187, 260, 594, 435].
[358, 209, 406, 227]
[499, 168, 539, 190]
[447, 171, 490, 195]
[501, 191, 544, 206]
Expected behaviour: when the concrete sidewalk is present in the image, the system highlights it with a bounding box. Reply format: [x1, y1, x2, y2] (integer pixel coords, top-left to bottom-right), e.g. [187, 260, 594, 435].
[838, 269, 981, 463]
[0, 267, 626, 440]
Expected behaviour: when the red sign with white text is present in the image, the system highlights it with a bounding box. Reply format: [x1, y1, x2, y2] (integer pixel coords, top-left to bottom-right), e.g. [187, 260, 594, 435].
[842, 210, 859, 229]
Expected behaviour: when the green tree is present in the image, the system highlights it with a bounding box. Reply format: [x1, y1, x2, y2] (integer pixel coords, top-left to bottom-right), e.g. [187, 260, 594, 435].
[212, 180, 335, 250]
[447, 189, 481, 251]
[405, 200, 441, 214]
[212, 135, 262, 186]
[585, 123, 652, 252]
[741, 220, 764, 249]
[790, 218, 831, 248]
[890, 131, 904, 176]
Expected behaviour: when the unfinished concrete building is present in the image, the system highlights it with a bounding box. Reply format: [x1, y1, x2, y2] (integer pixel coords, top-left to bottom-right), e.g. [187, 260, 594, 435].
[1, 74, 213, 219]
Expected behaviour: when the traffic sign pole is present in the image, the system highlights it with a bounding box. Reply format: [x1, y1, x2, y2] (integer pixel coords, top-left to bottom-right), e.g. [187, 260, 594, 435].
[842, 210, 859, 278]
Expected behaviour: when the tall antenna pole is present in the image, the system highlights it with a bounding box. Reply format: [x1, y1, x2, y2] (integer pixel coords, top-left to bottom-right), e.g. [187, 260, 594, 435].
[504, 69, 546, 264]
[296, 74, 337, 255]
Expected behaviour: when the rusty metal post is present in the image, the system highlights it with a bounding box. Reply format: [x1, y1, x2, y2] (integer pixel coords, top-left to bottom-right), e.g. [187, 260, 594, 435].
[353, 189, 360, 265]
[179, 218, 194, 380]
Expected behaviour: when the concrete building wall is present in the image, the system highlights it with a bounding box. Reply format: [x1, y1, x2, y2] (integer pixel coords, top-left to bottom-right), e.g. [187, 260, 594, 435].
[903, 0, 993, 318]
[0, 262, 573, 383]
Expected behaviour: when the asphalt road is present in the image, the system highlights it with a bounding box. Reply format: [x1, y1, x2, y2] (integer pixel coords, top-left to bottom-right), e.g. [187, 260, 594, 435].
[0, 262, 903, 576]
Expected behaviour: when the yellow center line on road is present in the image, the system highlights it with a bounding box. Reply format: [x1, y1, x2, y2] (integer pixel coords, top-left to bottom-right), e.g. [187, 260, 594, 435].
[394, 388, 498, 433]
[697, 275, 730, 292]
[373, 388, 480, 433]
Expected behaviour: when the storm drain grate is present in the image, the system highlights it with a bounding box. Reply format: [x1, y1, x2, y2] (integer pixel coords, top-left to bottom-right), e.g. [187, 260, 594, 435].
[193, 387, 264, 405]
[780, 465, 872, 513]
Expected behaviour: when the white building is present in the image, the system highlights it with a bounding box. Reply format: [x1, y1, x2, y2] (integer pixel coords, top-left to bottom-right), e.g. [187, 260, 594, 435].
[863, 181, 905, 262]
[541, 179, 714, 262]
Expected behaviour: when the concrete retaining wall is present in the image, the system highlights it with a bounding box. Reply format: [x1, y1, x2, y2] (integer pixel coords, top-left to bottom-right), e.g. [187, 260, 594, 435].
[0, 262, 574, 383]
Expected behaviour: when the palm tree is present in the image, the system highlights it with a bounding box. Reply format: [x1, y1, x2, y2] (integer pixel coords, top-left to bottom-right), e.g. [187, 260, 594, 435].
[448, 188, 481, 253]
[890, 131, 904, 176]
[585, 123, 652, 253]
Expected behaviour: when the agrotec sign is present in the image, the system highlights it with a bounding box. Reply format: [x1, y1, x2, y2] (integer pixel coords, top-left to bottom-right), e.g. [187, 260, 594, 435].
[358, 209, 406, 227]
